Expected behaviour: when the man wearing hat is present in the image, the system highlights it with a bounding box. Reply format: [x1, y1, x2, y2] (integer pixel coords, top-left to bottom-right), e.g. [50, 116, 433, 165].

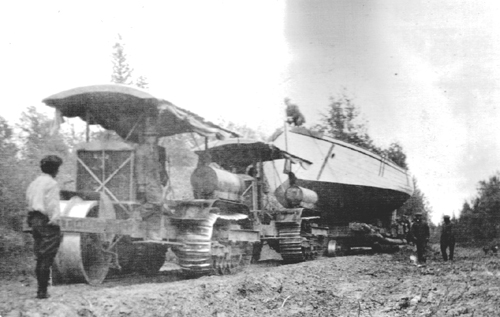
[440, 215, 455, 261]
[26, 155, 63, 299]
[410, 213, 430, 263]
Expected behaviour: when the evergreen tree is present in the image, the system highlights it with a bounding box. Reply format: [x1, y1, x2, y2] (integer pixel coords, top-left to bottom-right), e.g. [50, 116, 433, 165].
[16, 107, 75, 194]
[456, 173, 500, 244]
[383, 142, 408, 169]
[135, 76, 149, 89]
[0, 117, 23, 228]
[397, 177, 433, 221]
[312, 91, 411, 169]
[111, 34, 134, 85]
[110, 34, 150, 90]
[454, 201, 474, 243]
[313, 91, 380, 154]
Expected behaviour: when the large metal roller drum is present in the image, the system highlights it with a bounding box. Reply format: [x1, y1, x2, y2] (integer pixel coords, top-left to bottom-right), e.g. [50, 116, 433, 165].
[52, 196, 115, 285]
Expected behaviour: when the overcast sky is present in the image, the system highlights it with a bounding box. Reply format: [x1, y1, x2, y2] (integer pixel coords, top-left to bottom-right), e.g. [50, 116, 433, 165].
[2, 1, 499, 224]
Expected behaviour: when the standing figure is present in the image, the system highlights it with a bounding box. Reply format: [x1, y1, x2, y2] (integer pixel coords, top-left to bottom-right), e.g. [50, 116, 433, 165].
[410, 213, 430, 264]
[135, 134, 166, 209]
[440, 215, 455, 261]
[284, 98, 306, 127]
[399, 215, 411, 241]
[135, 116, 168, 240]
[135, 116, 168, 214]
[26, 155, 63, 299]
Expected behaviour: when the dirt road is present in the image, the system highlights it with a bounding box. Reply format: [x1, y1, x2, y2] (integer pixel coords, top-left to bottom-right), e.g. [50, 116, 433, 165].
[2, 246, 500, 317]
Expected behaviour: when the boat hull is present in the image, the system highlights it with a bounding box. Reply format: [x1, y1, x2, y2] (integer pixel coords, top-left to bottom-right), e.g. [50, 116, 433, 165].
[296, 179, 412, 226]
[265, 128, 414, 226]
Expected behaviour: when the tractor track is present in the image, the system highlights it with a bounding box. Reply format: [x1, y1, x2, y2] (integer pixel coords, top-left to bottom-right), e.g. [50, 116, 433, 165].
[95, 258, 283, 288]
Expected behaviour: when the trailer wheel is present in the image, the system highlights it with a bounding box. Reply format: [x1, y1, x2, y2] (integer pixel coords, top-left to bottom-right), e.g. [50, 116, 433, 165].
[326, 239, 348, 257]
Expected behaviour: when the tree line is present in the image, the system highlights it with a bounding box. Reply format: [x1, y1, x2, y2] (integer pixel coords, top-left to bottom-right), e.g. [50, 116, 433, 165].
[450, 173, 500, 245]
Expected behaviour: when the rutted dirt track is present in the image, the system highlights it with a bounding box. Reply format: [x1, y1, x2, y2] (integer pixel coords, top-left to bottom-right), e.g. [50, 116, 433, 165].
[2, 246, 500, 317]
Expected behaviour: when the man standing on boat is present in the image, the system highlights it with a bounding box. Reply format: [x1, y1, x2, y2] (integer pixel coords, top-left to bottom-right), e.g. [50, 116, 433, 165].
[26, 155, 63, 299]
[440, 215, 455, 261]
[411, 213, 430, 264]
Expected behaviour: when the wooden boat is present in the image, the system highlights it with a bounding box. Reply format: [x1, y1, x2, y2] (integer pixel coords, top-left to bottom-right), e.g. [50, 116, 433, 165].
[264, 127, 414, 227]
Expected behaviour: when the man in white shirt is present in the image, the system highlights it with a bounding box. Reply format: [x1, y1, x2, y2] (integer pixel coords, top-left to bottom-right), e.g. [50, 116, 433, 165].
[26, 155, 63, 299]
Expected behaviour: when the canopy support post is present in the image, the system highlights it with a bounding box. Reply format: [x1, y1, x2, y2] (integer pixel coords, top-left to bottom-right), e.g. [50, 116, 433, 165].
[252, 162, 259, 210]
[85, 111, 90, 142]
[284, 120, 289, 152]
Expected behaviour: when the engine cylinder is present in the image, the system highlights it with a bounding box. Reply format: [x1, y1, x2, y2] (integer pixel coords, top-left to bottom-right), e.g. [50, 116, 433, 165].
[283, 185, 318, 208]
[191, 166, 249, 201]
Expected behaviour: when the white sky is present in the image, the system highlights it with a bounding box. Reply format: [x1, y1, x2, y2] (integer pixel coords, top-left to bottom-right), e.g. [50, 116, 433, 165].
[2, 0, 500, 224]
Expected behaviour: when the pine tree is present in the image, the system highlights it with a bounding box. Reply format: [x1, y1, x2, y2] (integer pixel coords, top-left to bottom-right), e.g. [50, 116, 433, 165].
[111, 34, 134, 85]
[456, 173, 500, 244]
[0, 117, 23, 228]
[383, 142, 408, 169]
[313, 91, 381, 155]
[135, 76, 149, 89]
[397, 177, 433, 221]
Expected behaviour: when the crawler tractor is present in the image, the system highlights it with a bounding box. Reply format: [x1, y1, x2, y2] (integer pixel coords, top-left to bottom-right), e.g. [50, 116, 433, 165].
[193, 139, 329, 263]
[24, 84, 323, 285]
[21, 84, 264, 284]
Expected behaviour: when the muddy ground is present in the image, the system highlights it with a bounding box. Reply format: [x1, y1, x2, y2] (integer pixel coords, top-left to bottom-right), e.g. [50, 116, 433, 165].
[2, 245, 500, 317]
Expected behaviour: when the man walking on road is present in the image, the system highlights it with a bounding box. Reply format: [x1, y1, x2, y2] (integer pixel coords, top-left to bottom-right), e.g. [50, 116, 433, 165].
[411, 213, 430, 264]
[26, 155, 63, 299]
[440, 215, 456, 261]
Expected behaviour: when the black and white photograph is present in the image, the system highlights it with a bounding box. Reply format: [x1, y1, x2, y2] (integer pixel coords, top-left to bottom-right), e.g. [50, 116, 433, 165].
[1, 1, 500, 316]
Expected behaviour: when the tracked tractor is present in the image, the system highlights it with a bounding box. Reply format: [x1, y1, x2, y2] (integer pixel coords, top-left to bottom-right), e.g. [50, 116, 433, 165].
[23, 84, 261, 284]
[192, 139, 329, 263]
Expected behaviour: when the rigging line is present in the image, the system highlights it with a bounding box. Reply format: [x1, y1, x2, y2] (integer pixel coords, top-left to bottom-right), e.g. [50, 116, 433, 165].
[189, 132, 200, 150]
[309, 132, 336, 179]
[378, 154, 387, 177]
[317, 144, 335, 181]
[271, 160, 284, 186]
[125, 114, 144, 141]
[241, 183, 253, 197]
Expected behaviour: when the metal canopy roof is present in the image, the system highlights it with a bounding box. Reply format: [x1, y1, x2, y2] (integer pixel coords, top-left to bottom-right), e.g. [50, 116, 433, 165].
[195, 138, 312, 170]
[43, 84, 239, 142]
